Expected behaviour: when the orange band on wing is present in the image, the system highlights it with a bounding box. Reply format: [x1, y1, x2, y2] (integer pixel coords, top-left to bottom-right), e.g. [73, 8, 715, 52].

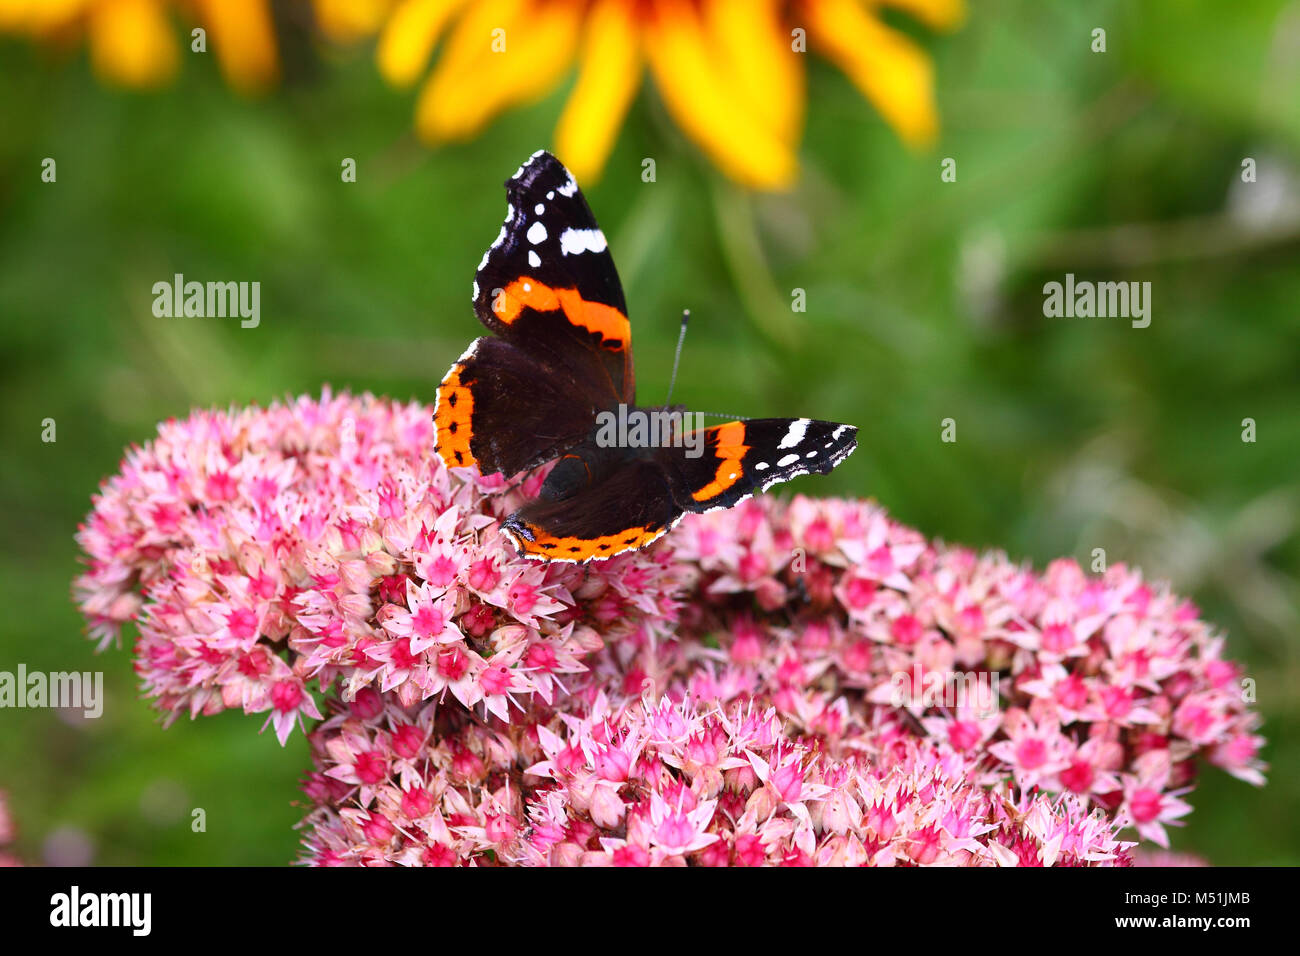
[434, 364, 478, 470]
[691, 421, 749, 501]
[505, 520, 667, 562]
[493, 277, 630, 346]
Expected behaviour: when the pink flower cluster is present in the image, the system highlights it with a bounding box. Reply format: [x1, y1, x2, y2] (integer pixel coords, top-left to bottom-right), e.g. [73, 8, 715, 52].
[660, 498, 1266, 849]
[74, 391, 684, 743]
[302, 692, 1132, 866]
[0, 791, 19, 867]
[75, 394, 1265, 864]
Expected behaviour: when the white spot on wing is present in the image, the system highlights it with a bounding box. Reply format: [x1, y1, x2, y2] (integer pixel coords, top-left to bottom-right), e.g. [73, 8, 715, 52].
[762, 467, 810, 492]
[560, 227, 607, 255]
[527, 221, 548, 244]
[513, 150, 547, 180]
[777, 453, 800, 467]
[528, 250, 541, 268]
[778, 418, 810, 449]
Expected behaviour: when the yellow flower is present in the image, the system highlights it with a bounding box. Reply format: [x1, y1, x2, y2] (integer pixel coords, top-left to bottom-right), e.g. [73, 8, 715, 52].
[0, 0, 280, 94]
[1, 0, 964, 188]
[374, 0, 965, 189]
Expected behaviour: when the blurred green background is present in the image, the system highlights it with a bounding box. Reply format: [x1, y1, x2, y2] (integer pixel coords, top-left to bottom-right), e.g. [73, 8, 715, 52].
[1, 0, 1297, 864]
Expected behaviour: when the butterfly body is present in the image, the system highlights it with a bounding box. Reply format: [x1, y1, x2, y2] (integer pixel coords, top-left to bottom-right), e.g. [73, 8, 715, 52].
[435, 151, 857, 562]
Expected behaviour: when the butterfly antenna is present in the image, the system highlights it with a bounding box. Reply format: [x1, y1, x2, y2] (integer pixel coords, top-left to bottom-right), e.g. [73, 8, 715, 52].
[665, 310, 690, 405]
[665, 310, 748, 421]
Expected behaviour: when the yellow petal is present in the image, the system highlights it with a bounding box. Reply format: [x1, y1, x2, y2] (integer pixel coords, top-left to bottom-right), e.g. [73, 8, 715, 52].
[88, 0, 177, 88]
[703, 0, 803, 147]
[416, 0, 580, 143]
[645, 0, 797, 190]
[312, 0, 393, 44]
[0, 1, 26, 31]
[194, 0, 279, 95]
[878, 0, 966, 31]
[377, 0, 467, 87]
[807, 0, 940, 147]
[425, 0, 523, 77]
[553, 0, 641, 185]
[312, 0, 392, 43]
[0, 0, 87, 33]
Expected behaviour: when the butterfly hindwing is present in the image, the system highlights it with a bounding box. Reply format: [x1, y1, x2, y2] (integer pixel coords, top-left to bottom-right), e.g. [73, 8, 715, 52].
[434, 336, 602, 476]
[502, 457, 679, 561]
[497, 416, 857, 564]
[472, 150, 634, 405]
[662, 418, 859, 513]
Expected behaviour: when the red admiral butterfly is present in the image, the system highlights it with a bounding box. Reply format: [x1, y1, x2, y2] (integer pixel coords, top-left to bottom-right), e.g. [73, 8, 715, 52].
[435, 150, 857, 562]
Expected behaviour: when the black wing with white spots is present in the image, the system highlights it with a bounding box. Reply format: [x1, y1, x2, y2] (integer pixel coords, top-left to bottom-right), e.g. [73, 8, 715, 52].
[471, 150, 634, 404]
[659, 417, 858, 513]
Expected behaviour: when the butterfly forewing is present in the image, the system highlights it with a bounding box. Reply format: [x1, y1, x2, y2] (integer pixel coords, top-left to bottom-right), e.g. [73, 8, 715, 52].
[661, 418, 859, 514]
[472, 150, 634, 405]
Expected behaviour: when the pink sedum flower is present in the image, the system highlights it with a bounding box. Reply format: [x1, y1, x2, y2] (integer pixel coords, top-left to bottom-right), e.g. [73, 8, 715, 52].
[299, 692, 1136, 867]
[75, 394, 1266, 864]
